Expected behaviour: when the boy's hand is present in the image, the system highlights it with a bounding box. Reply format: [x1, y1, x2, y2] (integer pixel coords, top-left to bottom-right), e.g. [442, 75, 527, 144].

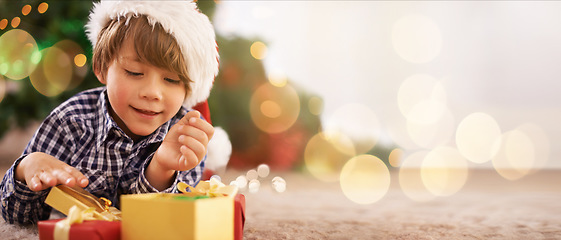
[148, 110, 214, 189]
[15, 152, 89, 192]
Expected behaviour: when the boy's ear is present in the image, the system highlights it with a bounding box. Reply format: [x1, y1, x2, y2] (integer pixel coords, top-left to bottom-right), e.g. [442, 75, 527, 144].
[94, 68, 106, 84]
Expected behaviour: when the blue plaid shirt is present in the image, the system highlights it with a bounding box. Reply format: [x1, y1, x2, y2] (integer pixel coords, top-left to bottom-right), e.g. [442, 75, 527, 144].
[0, 86, 204, 224]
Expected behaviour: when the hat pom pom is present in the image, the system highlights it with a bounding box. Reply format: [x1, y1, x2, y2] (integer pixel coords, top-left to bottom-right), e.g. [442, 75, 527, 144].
[204, 127, 232, 179]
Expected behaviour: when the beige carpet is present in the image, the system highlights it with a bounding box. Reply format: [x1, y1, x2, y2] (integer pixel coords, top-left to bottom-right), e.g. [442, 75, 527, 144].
[1, 167, 560, 239]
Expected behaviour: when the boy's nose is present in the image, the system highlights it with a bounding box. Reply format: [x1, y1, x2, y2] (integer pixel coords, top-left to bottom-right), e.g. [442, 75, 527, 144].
[140, 78, 163, 100]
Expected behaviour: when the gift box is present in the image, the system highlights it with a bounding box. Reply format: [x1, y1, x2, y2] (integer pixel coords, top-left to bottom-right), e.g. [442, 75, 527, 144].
[40, 186, 122, 240]
[37, 185, 121, 240]
[38, 219, 121, 240]
[45, 185, 121, 221]
[233, 194, 246, 240]
[121, 179, 244, 240]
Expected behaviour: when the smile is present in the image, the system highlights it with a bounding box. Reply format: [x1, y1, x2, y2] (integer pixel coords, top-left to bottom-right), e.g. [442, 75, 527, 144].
[132, 106, 161, 116]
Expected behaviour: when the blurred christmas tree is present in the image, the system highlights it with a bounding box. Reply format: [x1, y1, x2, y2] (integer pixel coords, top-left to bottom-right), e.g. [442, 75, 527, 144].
[0, 0, 101, 138]
[0, 1, 323, 171]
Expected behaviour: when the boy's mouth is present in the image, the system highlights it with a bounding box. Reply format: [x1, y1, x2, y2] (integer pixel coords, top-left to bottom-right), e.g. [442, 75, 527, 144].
[132, 106, 161, 116]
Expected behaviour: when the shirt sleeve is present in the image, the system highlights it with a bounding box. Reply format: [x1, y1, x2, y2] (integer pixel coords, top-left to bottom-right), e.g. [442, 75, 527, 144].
[0, 156, 52, 224]
[0, 111, 77, 224]
[131, 153, 206, 194]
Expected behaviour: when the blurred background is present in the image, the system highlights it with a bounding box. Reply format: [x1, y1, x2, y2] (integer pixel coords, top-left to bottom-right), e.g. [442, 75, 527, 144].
[1, 1, 560, 203]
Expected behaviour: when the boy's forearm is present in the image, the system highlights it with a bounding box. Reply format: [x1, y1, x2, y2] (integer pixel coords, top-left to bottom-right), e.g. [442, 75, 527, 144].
[145, 157, 176, 191]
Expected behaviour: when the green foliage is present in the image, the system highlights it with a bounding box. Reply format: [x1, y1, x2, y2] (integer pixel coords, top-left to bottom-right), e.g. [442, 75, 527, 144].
[0, 1, 100, 138]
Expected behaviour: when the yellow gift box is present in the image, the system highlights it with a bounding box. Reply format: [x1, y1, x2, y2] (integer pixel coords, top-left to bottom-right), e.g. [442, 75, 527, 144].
[121, 179, 237, 240]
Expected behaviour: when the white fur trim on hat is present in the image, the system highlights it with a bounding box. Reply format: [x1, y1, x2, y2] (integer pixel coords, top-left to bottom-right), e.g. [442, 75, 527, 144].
[85, 0, 219, 109]
[205, 127, 232, 172]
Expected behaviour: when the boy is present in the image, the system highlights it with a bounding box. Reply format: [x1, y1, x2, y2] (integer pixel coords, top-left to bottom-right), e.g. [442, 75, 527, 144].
[0, 0, 219, 224]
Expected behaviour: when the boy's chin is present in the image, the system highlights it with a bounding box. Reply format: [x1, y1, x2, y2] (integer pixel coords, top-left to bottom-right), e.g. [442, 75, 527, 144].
[132, 129, 156, 137]
[127, 126, 158, 139]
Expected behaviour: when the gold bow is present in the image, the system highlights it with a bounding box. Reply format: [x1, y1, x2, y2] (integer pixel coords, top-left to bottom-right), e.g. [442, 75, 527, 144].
[177, 178, 238, 198]
[53, 206, 96, 240]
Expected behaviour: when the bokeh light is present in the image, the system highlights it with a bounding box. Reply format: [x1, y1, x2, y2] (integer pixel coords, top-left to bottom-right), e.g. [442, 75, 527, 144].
[340, 154, 390, 204]
[421, 146, 468, 196]
[0, 19, 8, 30]
[267, 71, 287, 87]
[257, 164, 270, 178]
[0, 62, 7, 77]
[249, 82, 300, 134]
[272, 176, 286, 193]
[0, 29, 39, 80]
[386, 115, 419, 151]
[407, 109, 455, 149]
[250, 41, 267, 60]
[324, 103, 381, 154]
[246, 169, 258, 181]
[53, 40, 88, 90]
[248, 179, 260, 193]
[388, 148, 404, 167]
[516, 123, 550, 172]
[456, 112, 502, 164]
[38, 2, 49, 14]
[392, 14, 442, 63]
[307, 96, 323, 116]
[74, 54, 87, 67]
[210, 175, 222, 183]
[0, 76, 6, 103]
[234, 175, 248, 189]
[304, 131, 356, 182]
[399, 151, 436, 202]
[397, 74, 447, 125]
[11, 17, 21, 28]
[492, 130, 535, 180]
[260, 100, 281, 118]
[30, 47, 72, 96]
[22, 5, 32, 16]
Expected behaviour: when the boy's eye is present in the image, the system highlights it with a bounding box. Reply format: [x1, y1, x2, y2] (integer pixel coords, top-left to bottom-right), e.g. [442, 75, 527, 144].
[165, 78, 181, 84]
[125, 69, 143, 76]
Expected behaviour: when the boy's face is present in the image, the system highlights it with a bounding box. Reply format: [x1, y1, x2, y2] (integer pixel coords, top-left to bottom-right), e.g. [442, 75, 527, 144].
[97, 40, 186, 140]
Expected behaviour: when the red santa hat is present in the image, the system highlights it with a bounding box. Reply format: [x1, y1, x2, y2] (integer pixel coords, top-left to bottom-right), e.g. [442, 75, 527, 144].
[85, 0, 231, 177]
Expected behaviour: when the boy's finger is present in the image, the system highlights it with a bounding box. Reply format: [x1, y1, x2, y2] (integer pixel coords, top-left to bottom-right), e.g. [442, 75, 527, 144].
[179, 136, 206, 160]
[78, 178, 89, 188]
[177, 127, 209, 146]
[52, 169, 75, 186]
[180, 110, 201, 125]
[38, 171, 56, 187]
[179, 145, 199, 170]
[65, 166, 89, 187]
[29, 175, 43, 191]
[187, 117, 214, 139]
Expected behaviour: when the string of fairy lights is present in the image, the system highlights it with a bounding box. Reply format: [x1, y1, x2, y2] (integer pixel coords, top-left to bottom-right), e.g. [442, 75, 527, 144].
[0, 3, 48, 30]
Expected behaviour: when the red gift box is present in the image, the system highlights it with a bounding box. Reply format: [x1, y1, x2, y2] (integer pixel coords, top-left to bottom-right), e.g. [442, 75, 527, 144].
[234, 194, 246, 240]
[38, 219, 121, 240]
[39, 194, 244, 240]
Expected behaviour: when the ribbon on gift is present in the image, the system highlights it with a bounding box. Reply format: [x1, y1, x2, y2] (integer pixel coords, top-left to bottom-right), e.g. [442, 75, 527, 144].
[53, 205, 96, 240]
[177, 178, 238, 198]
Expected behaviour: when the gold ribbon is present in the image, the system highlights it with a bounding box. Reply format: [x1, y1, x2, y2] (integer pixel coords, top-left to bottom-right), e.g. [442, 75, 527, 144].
[55, 185, 121, 221]
[177, 178, 238, 198]
[53, 206, 96, 240]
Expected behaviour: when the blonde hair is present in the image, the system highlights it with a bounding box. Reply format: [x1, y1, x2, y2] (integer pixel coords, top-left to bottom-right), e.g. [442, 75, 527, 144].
[91, 15, 191, 93]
